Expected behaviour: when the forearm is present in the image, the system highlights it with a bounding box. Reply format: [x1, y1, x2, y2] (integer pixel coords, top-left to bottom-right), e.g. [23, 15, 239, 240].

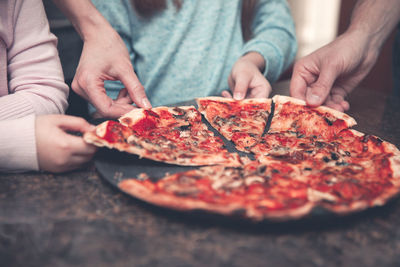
[241, 0, 297, 82]
[7, 0, 68, 116]
[51, 0, 114, 41]
[0, 115, 39, 172]
[348, 0, 400, 49]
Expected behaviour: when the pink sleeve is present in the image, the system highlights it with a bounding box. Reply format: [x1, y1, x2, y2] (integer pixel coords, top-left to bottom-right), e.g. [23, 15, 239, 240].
[0, 114, 39, 172]
[0, 0, 68, 120]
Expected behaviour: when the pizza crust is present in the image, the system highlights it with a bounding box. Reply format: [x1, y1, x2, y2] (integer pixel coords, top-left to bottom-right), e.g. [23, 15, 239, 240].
[84, 96, 400, 221]
[272, 95, 357, 128]
[196, 96, 271, 105]
[119, 178, 318, 221]
[83, 121, 145, 156]
[119, 105, 198, 127]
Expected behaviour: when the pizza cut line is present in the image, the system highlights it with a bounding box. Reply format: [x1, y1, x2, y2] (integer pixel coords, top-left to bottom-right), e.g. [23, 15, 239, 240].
[84, 106, 243, 166]
[84, 95, 400, 221]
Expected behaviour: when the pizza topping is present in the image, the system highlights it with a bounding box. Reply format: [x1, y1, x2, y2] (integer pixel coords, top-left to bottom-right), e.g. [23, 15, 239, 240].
[322, 156, 330, 163]
[307, 188, 337, 202]
[102, 121, 132, 143]
[330, 152, 339, 161]
[86, 96, 400, 221]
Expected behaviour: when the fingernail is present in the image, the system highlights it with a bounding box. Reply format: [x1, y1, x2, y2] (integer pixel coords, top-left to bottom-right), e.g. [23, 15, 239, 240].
[142, 99, 152, 109]
[308, 94, 320, 104]
[234, 92, 244, 100]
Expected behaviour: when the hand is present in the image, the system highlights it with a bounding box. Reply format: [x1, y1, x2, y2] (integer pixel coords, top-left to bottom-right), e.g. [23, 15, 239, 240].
[222, 52, 271, 99]
[72, 26, 151, 118]
[35, 115, 97, 173]
[290, 31, 380, 112]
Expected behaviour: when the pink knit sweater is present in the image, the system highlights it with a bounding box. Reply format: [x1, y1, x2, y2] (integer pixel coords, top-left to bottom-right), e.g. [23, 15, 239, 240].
[0, 0, 68, 172]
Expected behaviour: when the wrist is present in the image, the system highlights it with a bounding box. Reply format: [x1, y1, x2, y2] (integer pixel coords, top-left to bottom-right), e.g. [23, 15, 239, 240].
[75, 11, 112, 42]
[343, 28, 382, 59]
[240, 52, 266, 73]
[54, 0, 112, 42]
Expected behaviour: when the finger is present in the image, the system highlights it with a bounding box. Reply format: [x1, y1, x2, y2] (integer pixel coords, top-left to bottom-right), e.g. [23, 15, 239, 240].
[115, 88, 134, 105]
[254, 80, 272, 98]
[117, 68, 152, 109]
[86, 82, 134, 118]
[233, 76, 251, 100]
[305, 66, 339, 107]
[324, 98, 345, 112]
[55, 115, 95, 133]
[331, 94, 345, 104]
[290, 62, 317, 101]
[61, 132, 98, 154]
[228, 76, 234, 91]
[221, 90, 233, 98]
[290, 72, 308, 101]
[341, 100, 350, 111]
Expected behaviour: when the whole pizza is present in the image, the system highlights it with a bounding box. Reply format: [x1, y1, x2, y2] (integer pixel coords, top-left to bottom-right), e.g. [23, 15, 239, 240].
[84, 95, 400, 221]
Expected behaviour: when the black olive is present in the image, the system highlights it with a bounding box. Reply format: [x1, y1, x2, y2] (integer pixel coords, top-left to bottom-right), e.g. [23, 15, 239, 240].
[324, 117, 333, 126]
[362, 134, 370, 143]
[172, 114, 185, 119]
[330, 152, 339, 161]
[179, 125, 191, 131]
[296, 133, 305, 138]
[257, 165, 267, 174]
[322, 156, 330, 163]
[316, 141, 326, 148]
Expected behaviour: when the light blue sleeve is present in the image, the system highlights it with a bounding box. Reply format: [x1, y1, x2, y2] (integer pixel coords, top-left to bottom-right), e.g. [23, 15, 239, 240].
[241, 0, 297, 82]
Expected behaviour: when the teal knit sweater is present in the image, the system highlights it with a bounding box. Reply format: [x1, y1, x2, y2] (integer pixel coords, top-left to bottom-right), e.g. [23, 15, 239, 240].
[93, 0, 297, 107]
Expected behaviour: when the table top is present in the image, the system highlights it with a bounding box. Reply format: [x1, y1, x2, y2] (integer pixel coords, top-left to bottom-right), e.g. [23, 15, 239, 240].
[1, 83, 400, 267]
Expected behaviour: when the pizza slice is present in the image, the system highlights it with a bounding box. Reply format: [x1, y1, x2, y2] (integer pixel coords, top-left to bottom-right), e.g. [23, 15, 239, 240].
[256, 130, 400, 214]
[270, 95, 357, 139]
[196, 97, 272, 152]
[118, 161, 314, 221]
[84, 106, 243, 166]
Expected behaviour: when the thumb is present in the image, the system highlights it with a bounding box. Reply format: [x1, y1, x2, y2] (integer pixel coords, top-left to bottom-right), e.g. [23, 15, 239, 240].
[56, 115, 95, 133]
[306, 67, 338, 107]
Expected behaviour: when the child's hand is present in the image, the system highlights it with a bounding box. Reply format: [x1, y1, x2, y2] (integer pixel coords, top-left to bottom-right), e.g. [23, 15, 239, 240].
[223, 52, 271, 99]
[35, 115, 97, 173]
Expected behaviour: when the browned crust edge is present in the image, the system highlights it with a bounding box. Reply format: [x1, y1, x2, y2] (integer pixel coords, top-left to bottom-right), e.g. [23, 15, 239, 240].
[118, 178, 317, 221]
[272, 95, 357, 128]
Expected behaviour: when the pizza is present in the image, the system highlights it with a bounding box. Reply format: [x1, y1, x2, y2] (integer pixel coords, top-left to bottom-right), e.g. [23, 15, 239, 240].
[84, 106, 243, 166]
[84, 95, 400, 221]
[119, 142, 400, 220]
[196, 97, 272, 152]
[270, 95, 357, 139]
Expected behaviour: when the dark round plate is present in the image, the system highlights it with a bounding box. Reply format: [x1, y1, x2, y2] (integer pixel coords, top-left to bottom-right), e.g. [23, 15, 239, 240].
[92, 99, 397, 223]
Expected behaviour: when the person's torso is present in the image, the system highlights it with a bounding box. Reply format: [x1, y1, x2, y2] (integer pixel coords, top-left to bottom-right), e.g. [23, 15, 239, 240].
[97, 0, 246, 106]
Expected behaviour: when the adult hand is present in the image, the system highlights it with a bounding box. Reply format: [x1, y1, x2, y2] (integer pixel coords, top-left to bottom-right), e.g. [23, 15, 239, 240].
[290, 31, 380, 112]
[72, 27, 151, 118]
[35, 115, 97, 173]
[222, 52, 271, 99]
